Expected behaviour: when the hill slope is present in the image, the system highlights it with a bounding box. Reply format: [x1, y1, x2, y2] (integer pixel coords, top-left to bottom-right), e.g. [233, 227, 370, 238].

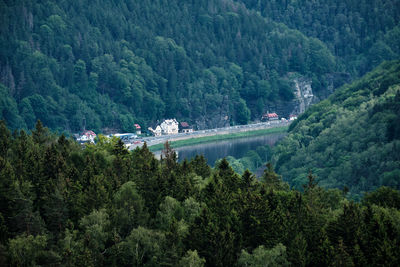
[236, 0, 400, 76]
[0, 0, 337, 132]
[272, 60, 400, 198]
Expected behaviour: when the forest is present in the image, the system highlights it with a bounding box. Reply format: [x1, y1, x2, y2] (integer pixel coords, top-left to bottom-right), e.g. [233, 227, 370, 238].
[1, 0, 400, 265]
[0, 120, 399, 266]
[1, 0, 399, 133]
[272, 60, 400, 200]
[237, 0, 400, 76]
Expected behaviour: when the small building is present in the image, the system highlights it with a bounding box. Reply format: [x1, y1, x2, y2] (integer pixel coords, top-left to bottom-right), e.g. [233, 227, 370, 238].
[289, 114, 298, 121]
[160, 119, 179, 135]
[180, 122, 194, 133]
[78, 130, 97, 143]
[262, 113, 279, 121]
[134, 124, 141, 135]
[148, 125, 162, 137]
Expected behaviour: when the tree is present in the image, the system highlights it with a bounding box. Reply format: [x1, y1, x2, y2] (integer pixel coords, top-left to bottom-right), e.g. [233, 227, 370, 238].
[118, 227, 166, 266]
[363, 186, 400, 209]
[179, 250, 206, 267]
[235, 99, 251, 125]
[112, 181, 148, 237]
[238, 244, 290, 267]
[79, 209, 110, 266]
[32, 120, 49, 145]
[0, 120, 11, 157]
[8, 234, 60, 267]
[262, 163, 287, 190]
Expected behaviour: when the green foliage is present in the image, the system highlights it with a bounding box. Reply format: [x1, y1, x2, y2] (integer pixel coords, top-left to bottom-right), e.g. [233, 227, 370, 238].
[238, 243, 290, 267]
[0, 0, 346, 132]
[179, 250, 206, 267]
[262, 163, 288, 191]
[363, 186, 400, 209]
[238, 0, 400, 76]
[8, 234, 60, 266]
[273, 61, 400, 196]
[0, 121, 399, 266]
[112, 181, 148, 237]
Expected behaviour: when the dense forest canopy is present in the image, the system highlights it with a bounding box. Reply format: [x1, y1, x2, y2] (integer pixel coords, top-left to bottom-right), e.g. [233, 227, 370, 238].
[1, 0, 400, 265]
[0, 121, 399, 266]
[272, 60, 400, 199]
[1, 0, 399, 133]
[236, 0, 400, 76]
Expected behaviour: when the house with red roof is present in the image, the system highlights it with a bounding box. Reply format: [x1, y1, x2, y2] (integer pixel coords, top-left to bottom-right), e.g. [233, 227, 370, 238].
[77, 130, 97, 143]
[180, 122, 193, 133]
[134, 124, 141, 135]
[262, 112, 279, 121]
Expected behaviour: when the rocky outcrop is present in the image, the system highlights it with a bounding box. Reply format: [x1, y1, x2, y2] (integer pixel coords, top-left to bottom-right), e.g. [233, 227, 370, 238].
[265, 73, 350, 119]
[264, 77, 316, 119]
[195, 73, 350, 129]
[195, 95, 231, 130]
[292, 77, 316, 115]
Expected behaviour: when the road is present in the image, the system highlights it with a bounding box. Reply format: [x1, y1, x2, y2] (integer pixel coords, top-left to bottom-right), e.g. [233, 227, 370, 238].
[127, 120, 291, 150]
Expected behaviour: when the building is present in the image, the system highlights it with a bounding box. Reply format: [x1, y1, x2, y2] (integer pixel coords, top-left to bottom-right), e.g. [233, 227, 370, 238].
[160, 119, 179, 135]
[134, 124, 141, 135]
[77, 130, 96, 143]
[180, 122, 194, 133]
[262, 113, 279, 121]
[289, 114, 298, 121]
[148, 125, 162, 136]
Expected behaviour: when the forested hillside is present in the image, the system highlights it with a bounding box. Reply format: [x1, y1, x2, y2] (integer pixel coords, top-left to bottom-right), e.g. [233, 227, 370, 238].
[273, 60, 400, 199]
[237, 0, 400, 76]
[3, 0, 394, 133]
[0, 0, 339, 132]
[1, 121, 400, 266]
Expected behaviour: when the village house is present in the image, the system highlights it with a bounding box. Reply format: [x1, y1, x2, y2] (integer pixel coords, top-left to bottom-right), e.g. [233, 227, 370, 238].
[262, 112, 279, 121]
[134, 123, 141, 135]
[180, 122, 194, 133]
[148, 125, 162, 136]
[289, 114, 298, 121]
[77, 130, 97, 143]
[160, 119, 179, 135]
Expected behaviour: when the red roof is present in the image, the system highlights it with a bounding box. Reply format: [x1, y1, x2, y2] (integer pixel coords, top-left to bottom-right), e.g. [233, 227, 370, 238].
[134, 124, 141, 129]
[83, 130, 96, 137]
[290, 114, 297, 118]
[180, 122, 189, 127]
[267, 113, 278, 118]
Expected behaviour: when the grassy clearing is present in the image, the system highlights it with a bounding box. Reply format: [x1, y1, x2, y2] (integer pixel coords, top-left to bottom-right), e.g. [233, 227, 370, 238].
[149, 126, 288, 151]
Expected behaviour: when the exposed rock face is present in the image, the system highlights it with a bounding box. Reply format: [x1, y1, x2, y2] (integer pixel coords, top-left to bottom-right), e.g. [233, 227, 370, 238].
[265, 77, 316, 119]
[195, 73, 350, 129]
[195, 113, 230, 130]
[265, 73, 350, 119]
[195, 95, 231, 130]
[292, 77, 316, 115]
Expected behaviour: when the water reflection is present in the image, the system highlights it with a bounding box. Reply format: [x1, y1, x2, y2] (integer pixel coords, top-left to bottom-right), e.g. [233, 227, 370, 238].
[174, 133, 286, 166]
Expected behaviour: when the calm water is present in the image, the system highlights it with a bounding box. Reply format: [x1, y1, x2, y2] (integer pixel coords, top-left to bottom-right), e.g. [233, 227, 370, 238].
[173, 133, 286, 166]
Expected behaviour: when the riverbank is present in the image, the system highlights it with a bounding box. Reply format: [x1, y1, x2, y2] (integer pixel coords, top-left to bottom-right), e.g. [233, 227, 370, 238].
[149, 125, 288, 152]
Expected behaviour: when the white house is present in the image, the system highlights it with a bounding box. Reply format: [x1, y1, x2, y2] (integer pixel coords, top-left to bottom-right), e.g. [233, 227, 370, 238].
[134, 124, 141, 135]
[148, 125, 162, 136]
[160, 119, 179, 135]
[180, 122, 194, 133]
[77, 130, 96, 143]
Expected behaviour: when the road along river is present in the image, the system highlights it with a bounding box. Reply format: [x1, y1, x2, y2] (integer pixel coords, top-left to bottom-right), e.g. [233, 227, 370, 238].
[128, 120, 291, 151]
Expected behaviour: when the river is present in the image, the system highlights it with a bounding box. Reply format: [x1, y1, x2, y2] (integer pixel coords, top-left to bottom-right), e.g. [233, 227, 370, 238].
[170, 132, 287, 166]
